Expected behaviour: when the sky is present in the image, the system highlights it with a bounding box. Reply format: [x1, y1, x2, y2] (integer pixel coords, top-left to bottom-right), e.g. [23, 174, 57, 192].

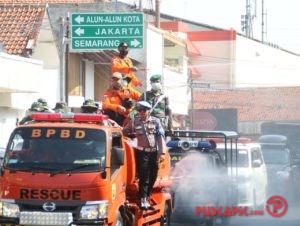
[119, 0, 300, 54]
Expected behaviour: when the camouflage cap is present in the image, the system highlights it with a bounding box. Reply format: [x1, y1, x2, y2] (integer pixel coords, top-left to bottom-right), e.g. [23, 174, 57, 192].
[53, 101, 69, 113]
[81, 99, 98, 109]
[150, 74, 161, 82]
[37, 98, 47, 104]
[29, 101, 43, 112]
[37, 98, 49, 110]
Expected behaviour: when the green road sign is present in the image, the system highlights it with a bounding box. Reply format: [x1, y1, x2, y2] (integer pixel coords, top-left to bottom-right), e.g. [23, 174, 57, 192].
[71, 13, 144, 51]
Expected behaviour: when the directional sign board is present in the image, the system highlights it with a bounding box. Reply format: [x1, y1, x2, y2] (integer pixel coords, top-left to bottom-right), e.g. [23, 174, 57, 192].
[71, 13, 144, 51]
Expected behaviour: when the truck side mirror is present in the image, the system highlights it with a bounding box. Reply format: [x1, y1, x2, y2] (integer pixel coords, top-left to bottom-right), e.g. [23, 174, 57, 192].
[252, 159, 262, 168]
[112, 147, 124, 166]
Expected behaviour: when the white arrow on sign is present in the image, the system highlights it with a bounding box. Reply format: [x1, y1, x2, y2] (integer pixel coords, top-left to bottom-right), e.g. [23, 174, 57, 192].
[131, 39, 140, 47]
[75, 28, 84, 36]
[75, 15, 84, 24]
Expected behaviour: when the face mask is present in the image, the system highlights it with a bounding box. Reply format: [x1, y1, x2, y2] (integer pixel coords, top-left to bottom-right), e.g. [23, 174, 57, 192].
[122, 80, 128, 87]
[151, 82, 162, 91]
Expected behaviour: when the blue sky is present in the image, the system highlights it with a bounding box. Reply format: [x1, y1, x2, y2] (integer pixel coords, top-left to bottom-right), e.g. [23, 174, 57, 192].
[119, 0, 300, 54]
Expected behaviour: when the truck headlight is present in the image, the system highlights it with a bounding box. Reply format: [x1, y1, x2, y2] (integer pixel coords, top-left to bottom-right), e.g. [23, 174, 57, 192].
[0, 200, 20, 218]
[79, 200, 108, 220]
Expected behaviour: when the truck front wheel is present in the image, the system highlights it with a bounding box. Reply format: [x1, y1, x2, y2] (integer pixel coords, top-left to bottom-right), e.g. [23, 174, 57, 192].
[160, 202, 171, 226]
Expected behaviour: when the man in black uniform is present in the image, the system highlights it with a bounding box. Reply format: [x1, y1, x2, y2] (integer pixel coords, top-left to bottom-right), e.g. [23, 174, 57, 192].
[123, 101, 165, 210]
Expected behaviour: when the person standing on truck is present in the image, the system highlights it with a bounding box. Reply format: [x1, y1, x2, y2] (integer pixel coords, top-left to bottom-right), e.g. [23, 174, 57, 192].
[111, 42, 142, 87]
[122, 101, 165, 210]
[139, 74, 173, 136]
[102, 72, 141, 126]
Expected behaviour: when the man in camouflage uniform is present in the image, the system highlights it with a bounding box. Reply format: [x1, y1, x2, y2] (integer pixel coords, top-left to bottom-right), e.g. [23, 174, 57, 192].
[123, 101, 165, 210]
[139, 74, 173, 136]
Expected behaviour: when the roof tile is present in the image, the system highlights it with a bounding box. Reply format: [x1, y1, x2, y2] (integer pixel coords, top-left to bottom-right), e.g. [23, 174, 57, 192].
[194, 87, 300, 122]
[0, 5, 45, 56]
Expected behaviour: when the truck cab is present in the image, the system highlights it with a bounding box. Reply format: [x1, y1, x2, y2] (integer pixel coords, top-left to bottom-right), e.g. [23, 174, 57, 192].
[218, 139, 268, 208]
[259, 134, 297, 200]
[0, 113, 172, 226]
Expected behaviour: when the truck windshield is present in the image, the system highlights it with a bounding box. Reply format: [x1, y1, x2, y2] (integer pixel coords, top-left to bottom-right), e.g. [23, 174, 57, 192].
[4, 127, 106, 173]
[262, 149, 289, 165]
[218, 148, 249, 168]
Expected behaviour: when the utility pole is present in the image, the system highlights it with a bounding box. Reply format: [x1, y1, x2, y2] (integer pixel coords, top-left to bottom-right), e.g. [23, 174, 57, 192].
[190, 79, 194, 130]
[59, 13, 70, 103]
[59, 16, 66, 102]
[65, 13, 70, 104]
[155, 0, 160, 28]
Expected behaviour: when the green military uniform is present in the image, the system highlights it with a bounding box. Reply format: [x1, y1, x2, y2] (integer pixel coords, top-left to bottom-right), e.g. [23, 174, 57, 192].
[139, 74, 173, 135]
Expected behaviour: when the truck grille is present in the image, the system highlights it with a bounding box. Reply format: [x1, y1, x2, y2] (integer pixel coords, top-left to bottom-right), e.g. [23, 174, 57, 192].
[20, 211, 73, 226]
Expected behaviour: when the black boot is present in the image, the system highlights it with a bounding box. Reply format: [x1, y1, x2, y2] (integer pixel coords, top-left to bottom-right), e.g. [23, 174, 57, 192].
[145, 197, 155, 210]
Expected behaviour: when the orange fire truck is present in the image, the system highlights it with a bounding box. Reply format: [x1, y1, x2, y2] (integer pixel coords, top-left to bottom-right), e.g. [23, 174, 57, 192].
[0, 113, 172, 226]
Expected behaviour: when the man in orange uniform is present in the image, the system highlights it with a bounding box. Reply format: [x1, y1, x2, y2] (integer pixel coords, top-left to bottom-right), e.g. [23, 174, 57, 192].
[111, 42, 142, 87]
[102, 72, 141, 126]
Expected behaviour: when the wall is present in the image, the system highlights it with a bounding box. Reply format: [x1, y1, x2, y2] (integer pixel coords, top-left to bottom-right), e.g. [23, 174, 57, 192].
[190, 40, 234, 89]
[0, 53, 43, 95]
[146, 27, 164, 90]
[235, 36, 300, 87]
[0, 52, 59, 147]
[33, 12, 60, 69]
[146, 26, 189, 115]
